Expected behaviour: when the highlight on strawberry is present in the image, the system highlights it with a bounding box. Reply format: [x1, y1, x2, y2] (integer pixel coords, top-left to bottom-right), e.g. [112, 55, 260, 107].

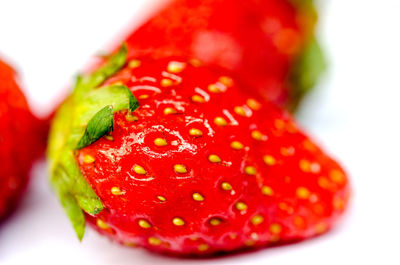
[121, 0, 326, 111]
[47, 45, 349, 255]
[0, 58, 45, 220]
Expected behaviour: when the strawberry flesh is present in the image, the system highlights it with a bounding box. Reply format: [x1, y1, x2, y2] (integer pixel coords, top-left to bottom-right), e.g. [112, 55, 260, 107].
[75, 58, 349, 255]
[120, 0, 318, 109]
[0, 59, 46, 219]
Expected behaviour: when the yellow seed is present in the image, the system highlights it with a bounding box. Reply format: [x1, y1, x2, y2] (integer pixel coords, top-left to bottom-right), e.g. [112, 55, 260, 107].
[245, 166, 257, 175]
[251, 215, 264, 226]
[167, 61, 186, 73]
[189, 128, 203, 137]
[261, 186, 274, 196]
[303, 139, 317, 151]
[139, 94, 149, 99]
[128, 59, 141, 68]
[214, 117, 227, 126]
[124, 241, 136, 247]
[138, 219, 151, 229]
[172, 217, 185, 226]
[300, 159, 311, 172]
[125, 113, 138, 122]
[191, 95, 205, 103]
[154, 138, 167, 146]
[235, 202, 248, 211]
[174, 164, 187, 174]
[333, 197, 345, 210]
[192, 193, 205, 201]
[221, 182, 233, 191]
[246, 98, 262, 110]
[111, 81, 123, 86]
[133, 165, 147, 175]
[208, 154, 221, 163]
[330, 170, 345, 184]
[318, 177, 330, 189]
[111, 187, 124, 196]
[245, 240, 255, 246]
[163, 107, 177, 115]
[275, 119, 286, 130]
[96, 219, 109, 230]
[279, 202, 291, 212]
[198, 244, 209, 252]
[251, 130, 263, 141]
[83, 155, 95, 164]
[270, 224, 282, 234]
[209, 218, 222, 226]
[208, 84, 220, 93]
[189, 58, 202, 67]
[234, 106, 247, 117]
[315, 222, 327, 234]
[157, 195, 166, 202]
[218, 76, 234, 87]
[161, 78, 173, 87]
[103, 134, 114, 141]
[230, 141, 244, 150]
[229, 233, 238, 239]
[263, 155, 276, 166]
[296, 187, 311, 199]
[148, 237, 162, 246]
[281, 146, 295, 156]
[293, 216, 305, 228]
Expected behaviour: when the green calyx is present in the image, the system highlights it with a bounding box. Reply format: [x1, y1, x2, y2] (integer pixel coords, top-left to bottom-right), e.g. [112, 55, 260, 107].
[287, 0, 327, 112]
[288, 38, 326, 111]
[48, 45, 139, 240]
[75, 85, 139, 149]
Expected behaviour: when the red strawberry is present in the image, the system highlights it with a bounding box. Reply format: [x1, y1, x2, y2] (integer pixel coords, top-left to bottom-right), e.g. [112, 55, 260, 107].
[0, 58, 46, 220]
[118, 0, 325, 110]
[48, 47, 349, 255]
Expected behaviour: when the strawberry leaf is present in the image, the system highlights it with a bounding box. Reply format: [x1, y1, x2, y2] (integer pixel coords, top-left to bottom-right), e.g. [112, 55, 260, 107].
[76, 105, 114, 149]
[289, 38, 326, 111]
[48, 82, 139, 240]
[51, 166, 87, 241]
[48, 43, 138, 240]
[74, 44, 127, 97]
[74, 85, 139, 149]
[48, 99, 104, 239]
[128, 89, 139, 112]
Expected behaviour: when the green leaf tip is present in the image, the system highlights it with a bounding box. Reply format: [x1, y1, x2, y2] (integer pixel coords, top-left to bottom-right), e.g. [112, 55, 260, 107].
[51, 166, 86, 241]
[127, 87, 139, 112]
[289, 38, 326, 111]
[76, 105, 114, 149]
[48, 44, 138, 241]
[74, 44, 128, 96]
[75, 85, 139, 150]
[62, 192, 86, 241]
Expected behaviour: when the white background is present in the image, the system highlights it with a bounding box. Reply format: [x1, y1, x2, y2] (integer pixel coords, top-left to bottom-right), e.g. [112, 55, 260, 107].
[1, 0, 400, 264]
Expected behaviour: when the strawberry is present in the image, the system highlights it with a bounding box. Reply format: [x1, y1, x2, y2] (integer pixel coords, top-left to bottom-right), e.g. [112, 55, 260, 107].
[0, 58, 45, 220]
[48, 47, 349, 255]
[118, 0, 325, 110]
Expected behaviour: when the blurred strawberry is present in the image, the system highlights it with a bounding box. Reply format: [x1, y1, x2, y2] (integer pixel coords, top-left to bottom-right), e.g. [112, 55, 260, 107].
[48, 47, 349, 255]
[118, 0, 325, 110]
[0, 58, 46, 220]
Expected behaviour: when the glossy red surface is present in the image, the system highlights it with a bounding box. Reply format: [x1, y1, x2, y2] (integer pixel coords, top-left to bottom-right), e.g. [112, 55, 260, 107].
[0, 59, 45, 220]
[121, 0, 315, 107]
[78, 58, 349, 255]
